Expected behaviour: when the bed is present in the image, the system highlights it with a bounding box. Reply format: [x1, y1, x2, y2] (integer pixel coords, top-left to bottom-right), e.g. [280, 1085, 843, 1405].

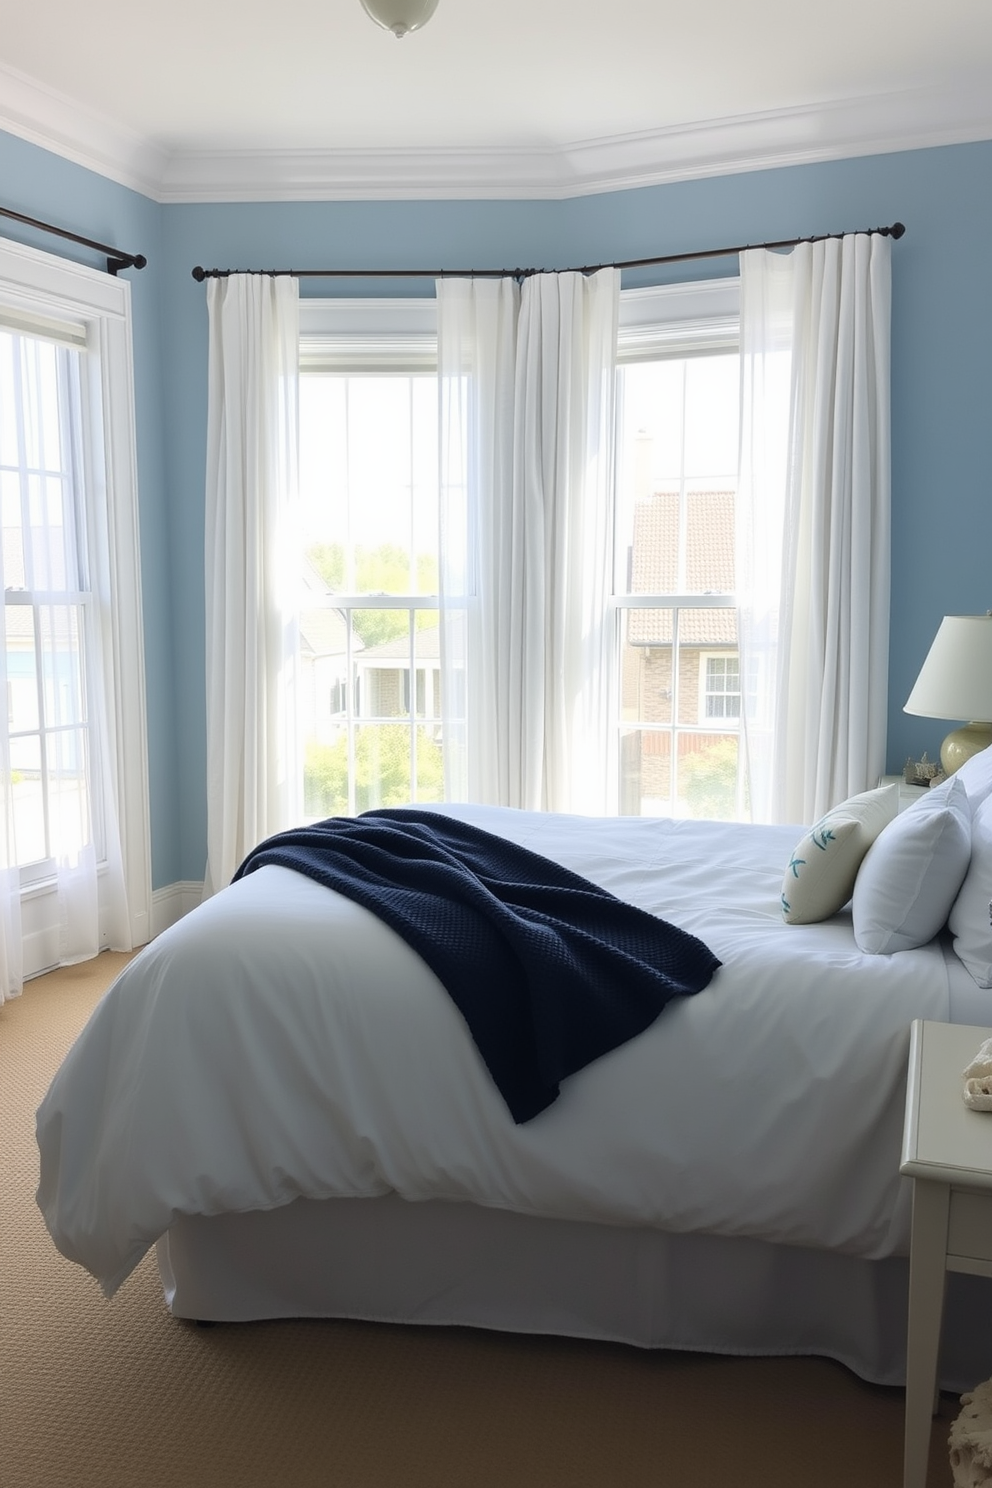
[35, 753, 992, 1392]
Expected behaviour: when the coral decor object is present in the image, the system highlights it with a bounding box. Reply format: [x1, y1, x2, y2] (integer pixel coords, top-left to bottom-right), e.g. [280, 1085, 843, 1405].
[950, 1379, 992, 1487]
[962, 1037, 992, 1111]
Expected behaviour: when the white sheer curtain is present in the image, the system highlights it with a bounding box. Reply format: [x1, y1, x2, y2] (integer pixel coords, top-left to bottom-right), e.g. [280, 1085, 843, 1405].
[437, 268, 619, 814]
[0, 330, 132, 1001]
[0, 626, 20, 1000]
[737, 233, 891, 825]
[203, 275, 301, 897]
[48, 586, 132, 967]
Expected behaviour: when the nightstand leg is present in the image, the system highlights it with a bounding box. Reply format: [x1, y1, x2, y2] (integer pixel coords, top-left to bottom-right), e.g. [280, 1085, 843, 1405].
[904, 1178, 950, 1488]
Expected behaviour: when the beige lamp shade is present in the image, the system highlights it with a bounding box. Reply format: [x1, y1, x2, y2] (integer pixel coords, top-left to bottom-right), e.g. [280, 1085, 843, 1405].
[904, 613, 992, 773]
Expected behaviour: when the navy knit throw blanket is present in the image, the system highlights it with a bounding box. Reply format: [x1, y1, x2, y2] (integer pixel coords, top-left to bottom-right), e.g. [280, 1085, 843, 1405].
[233, 809, 721, 1123]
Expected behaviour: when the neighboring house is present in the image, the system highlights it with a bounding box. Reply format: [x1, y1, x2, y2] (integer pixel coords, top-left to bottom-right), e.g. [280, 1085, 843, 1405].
[354, 621, 441, 731]
[622, 488, 739, 811]
[299, 563, 362, 747]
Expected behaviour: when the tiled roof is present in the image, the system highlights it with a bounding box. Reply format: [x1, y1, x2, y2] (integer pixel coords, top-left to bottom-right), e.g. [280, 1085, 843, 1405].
[299, 606, 351, 658]
[628, 490, 737, 647]
[358, 622, 440, 663]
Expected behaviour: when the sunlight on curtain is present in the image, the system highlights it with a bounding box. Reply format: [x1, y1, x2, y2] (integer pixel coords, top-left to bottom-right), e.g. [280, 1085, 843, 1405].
[0, 327, 132, 997]
[737, 234, 891, 825]
[203, 275, 301, 896]
[437, 269, 619, 813]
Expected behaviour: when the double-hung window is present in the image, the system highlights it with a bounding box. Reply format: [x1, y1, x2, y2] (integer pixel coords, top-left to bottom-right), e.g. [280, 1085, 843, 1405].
[613, 279, 742, 820]
[0, 237, 150, 978]
[298, 299, 442, 819]
[297, 282, 743, 825]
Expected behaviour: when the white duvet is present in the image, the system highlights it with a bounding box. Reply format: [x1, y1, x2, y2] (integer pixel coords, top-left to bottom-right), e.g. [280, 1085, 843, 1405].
[36, 805, 954, 1298]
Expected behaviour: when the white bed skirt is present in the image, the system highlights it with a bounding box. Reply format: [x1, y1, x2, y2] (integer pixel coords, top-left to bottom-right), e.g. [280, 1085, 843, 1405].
[157, 1194, 992, 1392]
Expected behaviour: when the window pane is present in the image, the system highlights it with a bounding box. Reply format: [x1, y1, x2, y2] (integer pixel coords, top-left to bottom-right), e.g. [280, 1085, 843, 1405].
[619, 360, 685, 481]
[6, 604, 39, 731]
[356, 610, 410, 719]
[414, 724, 444, 803]
[9, 734, 45, 865]
[620, 608, 673, 725]
[628, 491, 678, 595]
[39, 603, 85, 728]
[619, 727, 671, 817]
[1, 470, 25, 586]
[29, 474, 73, 590]
[353, 724, 412, 812]
[617, 604, 739, 820]
[304, 725, 350, 820]
[47, 726, 90, 857]
[299, 366, 440, 819]
[616, 355, 738, 598]
[684, 489, 735, 594]
[683, 355, 740, 477]
[412, 620, 441, 720]
[301, 373, 438, 598]
[678, 734, 741, 820]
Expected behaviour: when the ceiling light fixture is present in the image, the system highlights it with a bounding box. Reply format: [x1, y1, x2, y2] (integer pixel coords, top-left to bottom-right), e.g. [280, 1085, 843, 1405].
[359, 0, 439, 37]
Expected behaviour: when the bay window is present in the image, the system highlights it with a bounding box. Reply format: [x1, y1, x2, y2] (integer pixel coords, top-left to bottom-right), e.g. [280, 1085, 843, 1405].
[298, 278, 742, 825]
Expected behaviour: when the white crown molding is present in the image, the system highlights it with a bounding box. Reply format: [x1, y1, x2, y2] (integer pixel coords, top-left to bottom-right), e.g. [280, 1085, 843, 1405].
[0, 60, 168, 197]
[2, 59, 992, 203]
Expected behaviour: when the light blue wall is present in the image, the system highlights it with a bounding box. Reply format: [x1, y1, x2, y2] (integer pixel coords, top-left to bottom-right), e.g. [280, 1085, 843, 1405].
[3, 128, 991, 884]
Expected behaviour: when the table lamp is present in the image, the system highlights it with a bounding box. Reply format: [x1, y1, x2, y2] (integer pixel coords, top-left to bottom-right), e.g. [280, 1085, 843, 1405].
[904, 613, 992, 773]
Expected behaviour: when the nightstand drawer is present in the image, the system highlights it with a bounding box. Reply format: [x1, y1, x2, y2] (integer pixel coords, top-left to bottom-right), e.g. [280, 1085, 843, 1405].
[948, 1188, 992, 1265]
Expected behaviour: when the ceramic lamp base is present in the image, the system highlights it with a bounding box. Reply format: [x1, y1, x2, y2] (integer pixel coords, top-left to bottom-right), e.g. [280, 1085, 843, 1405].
[941, 722, 992, 774]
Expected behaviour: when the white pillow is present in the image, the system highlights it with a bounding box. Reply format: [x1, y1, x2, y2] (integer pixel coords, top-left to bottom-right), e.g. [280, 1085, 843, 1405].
[928, 743, 992, 816]
[949, 790, 992, 986]
[781, 784, 898, 925]
[852, 775, 971, 954]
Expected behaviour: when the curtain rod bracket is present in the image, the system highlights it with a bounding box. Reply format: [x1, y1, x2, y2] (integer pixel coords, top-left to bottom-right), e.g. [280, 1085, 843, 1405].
[0, 204, 146, 276]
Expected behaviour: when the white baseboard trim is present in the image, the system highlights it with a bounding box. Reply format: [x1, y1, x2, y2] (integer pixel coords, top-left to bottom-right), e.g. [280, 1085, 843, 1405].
[150, 881, 204, 939]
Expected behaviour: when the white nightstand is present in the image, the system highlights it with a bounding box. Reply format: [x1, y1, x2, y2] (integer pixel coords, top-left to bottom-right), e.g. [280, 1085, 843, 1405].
[879, 775, 934, 813]
[900, 1019, 992, 1488]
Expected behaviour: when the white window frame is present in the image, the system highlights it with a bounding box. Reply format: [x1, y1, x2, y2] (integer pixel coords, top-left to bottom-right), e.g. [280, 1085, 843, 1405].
[299, 297, 440, 816]
[0, 235, 151, 964]
[613, 277, 741, 816]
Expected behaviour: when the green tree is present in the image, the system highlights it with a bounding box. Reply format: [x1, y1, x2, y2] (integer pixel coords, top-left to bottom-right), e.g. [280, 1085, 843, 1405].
[307, 542, 439, 650]
[304, 725, 443, 818]
[678, 736, 741, 821]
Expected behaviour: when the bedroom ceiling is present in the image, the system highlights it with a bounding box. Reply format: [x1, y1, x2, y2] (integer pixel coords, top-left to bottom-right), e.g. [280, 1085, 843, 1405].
[2, 0, 992, 199]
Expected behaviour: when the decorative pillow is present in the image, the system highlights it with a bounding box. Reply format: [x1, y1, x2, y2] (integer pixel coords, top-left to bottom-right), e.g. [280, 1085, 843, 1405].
[949, 790, 992, 987]
[852, 775, 971, 954]
[781, 784, 898, 925]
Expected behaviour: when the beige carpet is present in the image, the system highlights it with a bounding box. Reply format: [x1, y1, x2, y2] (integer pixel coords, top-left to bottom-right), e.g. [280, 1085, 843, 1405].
[1, 951, 958, 1488]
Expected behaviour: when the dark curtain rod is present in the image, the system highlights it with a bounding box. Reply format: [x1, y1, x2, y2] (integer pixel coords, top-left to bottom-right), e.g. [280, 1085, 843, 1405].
[191, 221, 905, 283]
[0, 205, 146, 276]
